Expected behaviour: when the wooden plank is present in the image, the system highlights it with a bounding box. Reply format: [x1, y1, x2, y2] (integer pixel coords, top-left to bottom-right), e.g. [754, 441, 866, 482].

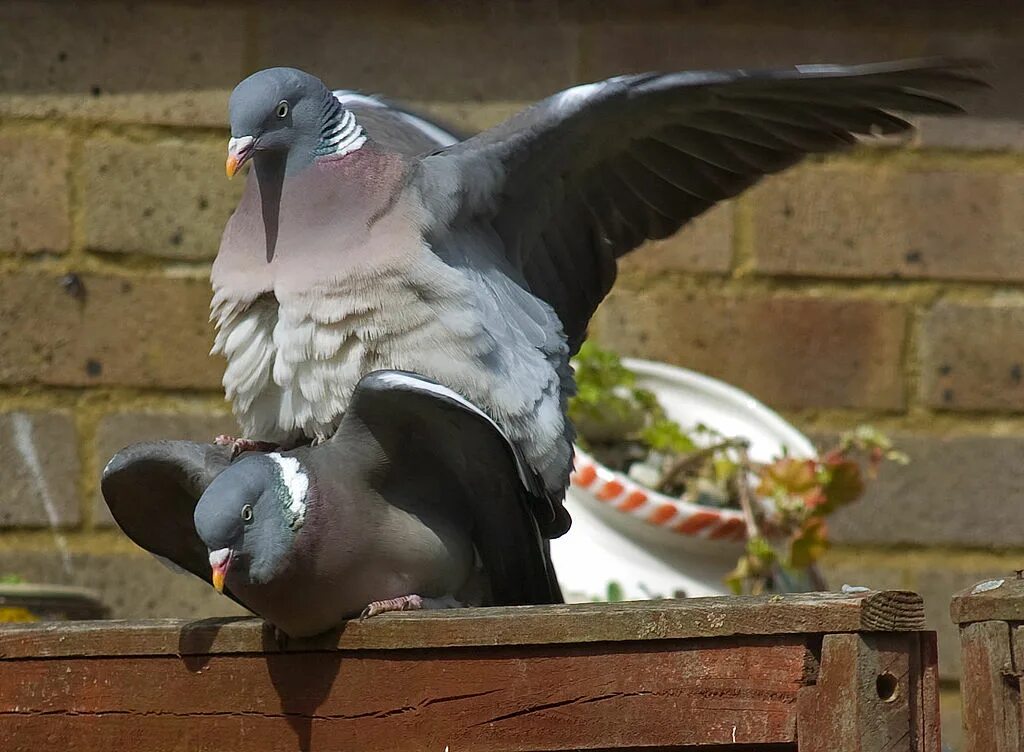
[1011, 625, 1024, 752]
[0, 590, 925, 659]
[951, 576, 1024, 625]
[913, 631, 942, 752]
[796, 632, 934, 751]
[0, 636, 812, 751]
[959, 621, 1020, 752]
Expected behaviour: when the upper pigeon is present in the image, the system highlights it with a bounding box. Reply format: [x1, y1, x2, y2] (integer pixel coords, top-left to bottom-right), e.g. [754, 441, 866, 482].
[210, 59, 985, 539]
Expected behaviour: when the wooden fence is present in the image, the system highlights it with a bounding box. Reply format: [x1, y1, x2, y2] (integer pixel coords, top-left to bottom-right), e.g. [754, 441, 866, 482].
[0, 590, 938, 751]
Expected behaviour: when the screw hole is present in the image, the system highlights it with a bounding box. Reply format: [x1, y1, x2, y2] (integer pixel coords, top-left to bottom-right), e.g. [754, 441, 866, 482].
[876, 672, 899, 703]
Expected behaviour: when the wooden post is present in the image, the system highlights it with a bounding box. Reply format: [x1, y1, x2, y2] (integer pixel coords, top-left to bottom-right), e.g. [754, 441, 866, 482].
[796, 631, 940, 752]
[952, 576, 1024, 752]
[0, 590, 938, 751]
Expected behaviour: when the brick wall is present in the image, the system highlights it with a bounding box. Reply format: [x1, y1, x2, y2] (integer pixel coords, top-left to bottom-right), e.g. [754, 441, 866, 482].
[2, 2, 1023, 746]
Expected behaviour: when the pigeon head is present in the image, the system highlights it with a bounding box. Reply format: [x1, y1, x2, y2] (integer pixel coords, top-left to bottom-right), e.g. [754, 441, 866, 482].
[226, 67, 366, 178]
[193, 452, 310, 592]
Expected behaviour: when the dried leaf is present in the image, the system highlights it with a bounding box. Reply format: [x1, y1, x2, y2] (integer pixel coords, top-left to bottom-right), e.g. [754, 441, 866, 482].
[820, 460, 864, 511]
[757, 457, 818, 497]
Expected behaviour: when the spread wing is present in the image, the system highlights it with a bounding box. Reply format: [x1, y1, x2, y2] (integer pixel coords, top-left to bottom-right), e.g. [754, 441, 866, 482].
[341, 370, 563, 606]
[419, 58, 986, 351]
[100, 441, 246, 606]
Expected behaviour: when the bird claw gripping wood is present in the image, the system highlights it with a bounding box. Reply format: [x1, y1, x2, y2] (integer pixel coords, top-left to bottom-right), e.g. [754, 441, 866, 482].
[214, 435, 280, 460]
[359, 594, 424, 621]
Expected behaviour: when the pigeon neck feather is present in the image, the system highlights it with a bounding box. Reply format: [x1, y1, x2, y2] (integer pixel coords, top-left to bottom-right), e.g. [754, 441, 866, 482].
[314, 92, 367, 160]
[266, 452, 309, 531]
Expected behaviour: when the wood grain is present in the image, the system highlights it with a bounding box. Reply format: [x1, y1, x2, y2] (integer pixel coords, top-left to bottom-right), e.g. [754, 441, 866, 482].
[796, 632, 933, 751]
[915, 631, 942, 752]
[951, 576, 1024, 625]
[0, 636, 811, 751]
[0, 590, 924, 659]
[959, 620, 1020, 752]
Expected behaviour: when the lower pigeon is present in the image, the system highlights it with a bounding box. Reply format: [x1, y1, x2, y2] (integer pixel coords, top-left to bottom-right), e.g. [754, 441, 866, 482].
[102, 370, 562, 638]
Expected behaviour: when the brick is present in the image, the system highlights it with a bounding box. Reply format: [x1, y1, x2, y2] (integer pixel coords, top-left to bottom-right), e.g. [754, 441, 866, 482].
[84, 138, 242, 260]
[256, 14, 576, 101]
[0, 411, 79, 528]
[94, 411, 238, 527]
[618, 202, 734, 276]
[580, 23, 923, 82]
[0, 549, 247, 621]
[828, 433, 1024, 548]
[578, 20, 1016, 120]
[915, 116, 1024, 152]
[818, 557, 910, 596]
[0, 1, 242, 126]
[0, 132, 70, 253]
[567, 1, 1019, 29]
[409, 100, 530, 137]
[921, 301, 1024, 411]
[940, 690, 963, 752]
[751, 164, 1024, 282]
[0, 272, 222, 389]
[592, 291, 907, 410]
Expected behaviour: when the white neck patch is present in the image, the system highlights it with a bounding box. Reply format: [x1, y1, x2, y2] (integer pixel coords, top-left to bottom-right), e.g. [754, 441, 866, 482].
[319, 108, 367, 158]
[267, 452, 308, 529]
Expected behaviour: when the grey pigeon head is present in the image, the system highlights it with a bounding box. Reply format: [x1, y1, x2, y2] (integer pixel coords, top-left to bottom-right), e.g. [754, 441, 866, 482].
[227, 67, 363, 177]
[193, 452, 309, 591]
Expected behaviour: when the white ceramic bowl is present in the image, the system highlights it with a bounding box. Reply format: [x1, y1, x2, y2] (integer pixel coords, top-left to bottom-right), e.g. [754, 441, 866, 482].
[550, 358, 816, 602]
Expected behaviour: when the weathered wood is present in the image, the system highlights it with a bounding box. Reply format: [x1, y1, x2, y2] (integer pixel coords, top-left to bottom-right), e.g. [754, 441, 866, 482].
[0, 590, 924, 659]
[796, 632, 933, 751]
[915, 631, 942, 752]
[951, 576, 1024, 625]
[0, 636, 811, 751]
[1013, 626, 1024, 752]
[959, 620, 1020, 752]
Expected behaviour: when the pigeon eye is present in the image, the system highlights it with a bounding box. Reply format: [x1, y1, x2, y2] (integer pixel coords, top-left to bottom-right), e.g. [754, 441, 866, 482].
[275, 101, 289, 119]
[241, 504, 254, 522]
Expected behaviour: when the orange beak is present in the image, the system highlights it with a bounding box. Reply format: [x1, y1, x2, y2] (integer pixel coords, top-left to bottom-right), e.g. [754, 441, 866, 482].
[209, 548, 232, 593]
[225, 136, 255, 178]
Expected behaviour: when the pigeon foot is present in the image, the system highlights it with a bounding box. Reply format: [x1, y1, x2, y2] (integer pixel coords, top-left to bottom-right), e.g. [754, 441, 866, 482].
[359, 594, 424, 620]
[359, 594, 466, 620]
[214, 435, 280, 460]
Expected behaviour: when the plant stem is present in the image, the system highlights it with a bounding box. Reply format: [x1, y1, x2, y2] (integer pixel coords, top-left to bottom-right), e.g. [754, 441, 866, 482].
[735, 446, 761, 541]
[655, 438, 749, 494]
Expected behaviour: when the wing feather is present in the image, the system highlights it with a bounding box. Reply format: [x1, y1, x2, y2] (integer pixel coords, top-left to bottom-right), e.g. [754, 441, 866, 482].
[420, 57, 987, 350]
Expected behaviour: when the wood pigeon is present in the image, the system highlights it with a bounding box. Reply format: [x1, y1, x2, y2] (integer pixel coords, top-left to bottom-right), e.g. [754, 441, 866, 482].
[211, 59, 985, 540]
[102, 370, 562, 637]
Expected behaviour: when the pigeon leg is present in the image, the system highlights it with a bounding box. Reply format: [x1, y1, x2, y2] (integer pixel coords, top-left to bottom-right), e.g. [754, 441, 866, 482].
[359, 594, 466, 620]
[214, 435, 280, 460]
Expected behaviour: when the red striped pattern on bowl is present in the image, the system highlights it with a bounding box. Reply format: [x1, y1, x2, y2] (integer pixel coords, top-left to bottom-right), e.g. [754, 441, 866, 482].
[570, 448, 747, 542]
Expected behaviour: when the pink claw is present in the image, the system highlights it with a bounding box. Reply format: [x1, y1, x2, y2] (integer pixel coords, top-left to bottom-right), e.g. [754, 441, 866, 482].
[359, 594, 424, 620]
[214, 435, 280, 460]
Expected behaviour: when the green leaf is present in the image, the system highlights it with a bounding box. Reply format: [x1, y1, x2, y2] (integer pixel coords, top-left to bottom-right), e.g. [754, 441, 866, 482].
[724, 559, 749, 595]
[605, 580, 624, 602]
[746, 536, 776, 564]
[789, 518, 829, 569]
[640, 417, 697, 454]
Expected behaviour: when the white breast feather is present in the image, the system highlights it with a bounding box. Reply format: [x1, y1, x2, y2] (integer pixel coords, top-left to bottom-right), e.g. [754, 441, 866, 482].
[212, 243, 569, 487]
